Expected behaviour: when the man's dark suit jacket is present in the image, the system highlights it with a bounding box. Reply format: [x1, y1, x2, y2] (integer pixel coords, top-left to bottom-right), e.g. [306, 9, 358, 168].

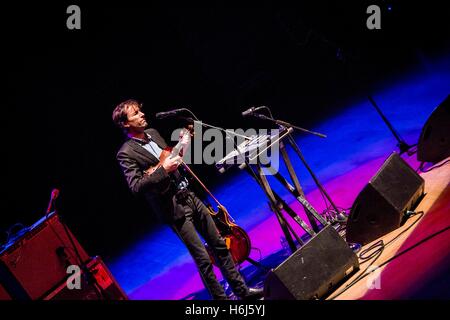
[116, 128, 186, 223]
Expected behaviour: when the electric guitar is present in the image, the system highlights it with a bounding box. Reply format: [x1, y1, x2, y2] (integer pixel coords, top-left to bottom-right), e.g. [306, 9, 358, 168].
[144, 127, 192, 176]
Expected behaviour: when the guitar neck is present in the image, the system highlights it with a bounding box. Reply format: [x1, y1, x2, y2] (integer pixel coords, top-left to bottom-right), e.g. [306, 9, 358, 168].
[171, 141, 183, 157]
[180, 162, 222, 207]
[171, 129, 190, 158]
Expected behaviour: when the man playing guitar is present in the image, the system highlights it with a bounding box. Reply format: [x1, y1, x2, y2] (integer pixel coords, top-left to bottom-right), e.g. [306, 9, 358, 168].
[112, 99, 263, 300]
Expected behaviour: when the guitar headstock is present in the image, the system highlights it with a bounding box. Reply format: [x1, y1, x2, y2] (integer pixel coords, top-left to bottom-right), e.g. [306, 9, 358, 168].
[180, 124, 194, 137]
[179, 125, 194, 144]
[171, 126, 194, 158]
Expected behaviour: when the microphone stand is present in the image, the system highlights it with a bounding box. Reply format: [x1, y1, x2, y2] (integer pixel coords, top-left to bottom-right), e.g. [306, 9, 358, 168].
[193, 120, 253, 141]
[170, 112, 253, 142]
[338, 47, 416, 155]
[248, 111, 346, 223]
[367, 96, 416, 155]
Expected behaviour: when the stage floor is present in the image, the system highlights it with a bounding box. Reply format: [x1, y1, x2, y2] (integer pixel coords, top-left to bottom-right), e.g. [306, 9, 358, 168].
[331, 158, 450, 300]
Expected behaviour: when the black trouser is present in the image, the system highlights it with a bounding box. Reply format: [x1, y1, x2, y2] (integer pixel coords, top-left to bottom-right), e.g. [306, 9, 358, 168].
[171, 191, 248, 300]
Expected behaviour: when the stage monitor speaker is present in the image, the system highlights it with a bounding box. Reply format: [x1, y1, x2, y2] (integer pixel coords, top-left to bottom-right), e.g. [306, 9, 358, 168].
[42, 256, 128, 300]
[417, 94, 450, 164]
[264, 225, 359, 300]
[346, 152, 425, 245]
[0, 212, 90, 300]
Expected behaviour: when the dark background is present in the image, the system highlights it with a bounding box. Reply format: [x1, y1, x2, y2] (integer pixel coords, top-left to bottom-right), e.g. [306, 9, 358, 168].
[2, 1, 449, 259]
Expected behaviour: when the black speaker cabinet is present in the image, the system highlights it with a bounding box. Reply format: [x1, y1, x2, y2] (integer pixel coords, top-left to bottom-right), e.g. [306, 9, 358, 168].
[346, 152, 425, 245]
[417, 94, 450, 164]
[264, 225, 359, 300]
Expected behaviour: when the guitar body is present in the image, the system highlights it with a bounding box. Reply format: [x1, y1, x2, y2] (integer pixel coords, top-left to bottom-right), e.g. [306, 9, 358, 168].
[144, 148, 172, 175]
[205, 205, 251, 266]
[225, 226, 252, 265]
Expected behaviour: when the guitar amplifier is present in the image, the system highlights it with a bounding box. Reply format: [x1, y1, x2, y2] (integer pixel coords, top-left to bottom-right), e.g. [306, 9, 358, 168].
[42, 256, 128, 300]
[0, 283, 12, 300]
[0, 212, 90, 299]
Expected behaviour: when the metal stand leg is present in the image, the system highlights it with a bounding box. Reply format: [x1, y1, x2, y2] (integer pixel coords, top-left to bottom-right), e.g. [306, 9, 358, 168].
[265, 167, 328, 227]
[286, 134, 342, 218]
[279, 142, 320, 231]
[252, 165, 300, 254]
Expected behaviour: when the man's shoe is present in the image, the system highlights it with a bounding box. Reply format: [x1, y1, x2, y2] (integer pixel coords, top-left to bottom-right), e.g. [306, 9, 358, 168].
[239, 287, 264, 300]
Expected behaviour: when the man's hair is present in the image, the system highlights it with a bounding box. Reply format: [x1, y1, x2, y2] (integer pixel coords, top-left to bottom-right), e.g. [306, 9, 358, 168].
[112, 99, 142, 132]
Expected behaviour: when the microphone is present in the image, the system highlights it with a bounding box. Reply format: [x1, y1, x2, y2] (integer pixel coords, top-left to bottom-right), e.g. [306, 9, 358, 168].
[51, 188, 60, 200]
[155, 108, 186, 119]
[46, 188, 60, 214]
[241, 106, 265, 117]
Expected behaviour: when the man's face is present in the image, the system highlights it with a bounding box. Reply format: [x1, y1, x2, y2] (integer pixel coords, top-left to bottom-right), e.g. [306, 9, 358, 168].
[124, 104, 148, 132]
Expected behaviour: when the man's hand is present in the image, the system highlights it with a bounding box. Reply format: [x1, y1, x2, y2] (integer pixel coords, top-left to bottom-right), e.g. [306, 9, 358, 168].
[162, 155, 181, 173]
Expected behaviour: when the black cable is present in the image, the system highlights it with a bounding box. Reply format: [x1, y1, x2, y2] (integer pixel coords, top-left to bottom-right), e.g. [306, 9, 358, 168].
[181, 108, 200, 121]
[419, 159, 450, 173]
[416, 161, 425, 173]
[321, 203, 351, 228]
[328, 243, 384, 300]
[251, 246, 263, 264]
[329, 211, 426, 299]
[373, 225, 450, 270]
[324, 204, 350, 217]
[384, 211, 424, 247]
[358, 240, 385, 262]
[260, 106, 274, 120]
